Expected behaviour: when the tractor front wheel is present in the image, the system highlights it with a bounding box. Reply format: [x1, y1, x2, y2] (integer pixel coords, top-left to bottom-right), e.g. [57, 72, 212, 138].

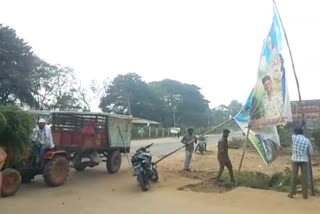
[107, 150, 122, 174]
[1, 168, 21, 197]
[43, 156, 69, 187]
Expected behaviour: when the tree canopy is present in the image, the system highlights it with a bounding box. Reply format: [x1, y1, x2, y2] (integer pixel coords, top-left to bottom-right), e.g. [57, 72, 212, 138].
[100, 73, 162, 121]
[0, 24, 37, 106]
[31, 62, 83, 111]
[149, 79, 210, 127]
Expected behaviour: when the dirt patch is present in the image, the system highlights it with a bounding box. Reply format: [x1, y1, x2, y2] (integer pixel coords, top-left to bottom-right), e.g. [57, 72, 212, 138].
[177, 177, 233, 193]
[159, 145, 320, 195]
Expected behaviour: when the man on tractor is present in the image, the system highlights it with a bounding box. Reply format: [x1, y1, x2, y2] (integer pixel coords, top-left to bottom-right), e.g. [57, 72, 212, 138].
[32, 118, 55, 163]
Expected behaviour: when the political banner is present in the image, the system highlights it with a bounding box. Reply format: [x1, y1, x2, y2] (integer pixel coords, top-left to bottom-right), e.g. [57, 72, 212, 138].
[249, 6, 292, 127]
[235, 91, 280, 165]
[234, 6, 293, 164]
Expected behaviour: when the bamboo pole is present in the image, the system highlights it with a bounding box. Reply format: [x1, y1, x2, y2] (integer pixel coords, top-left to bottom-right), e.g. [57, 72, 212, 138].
[154, 118, 234, 165]
[238, 127, 250, 173]
[273, 0, 315, 196]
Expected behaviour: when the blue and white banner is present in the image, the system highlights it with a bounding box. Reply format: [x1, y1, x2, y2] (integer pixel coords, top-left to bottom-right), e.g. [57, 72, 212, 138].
[249, 6, 292, 127]
[234, 5, 292, 164]
[235, 91, 280, 165]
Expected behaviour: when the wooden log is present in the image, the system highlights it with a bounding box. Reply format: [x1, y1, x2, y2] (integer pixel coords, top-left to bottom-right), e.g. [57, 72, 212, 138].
[1, 168, 21, 197]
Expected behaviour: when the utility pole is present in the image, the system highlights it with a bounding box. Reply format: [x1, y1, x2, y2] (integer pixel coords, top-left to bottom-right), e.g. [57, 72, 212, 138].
[127, 94, 131, 116]
[172, 106, 176, 127]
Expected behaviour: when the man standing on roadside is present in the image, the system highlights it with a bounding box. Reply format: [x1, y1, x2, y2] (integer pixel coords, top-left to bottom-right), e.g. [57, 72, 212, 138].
[288, 127, 313, 199]
[216, 129, 235, 185]
[181, 128, 197, 171]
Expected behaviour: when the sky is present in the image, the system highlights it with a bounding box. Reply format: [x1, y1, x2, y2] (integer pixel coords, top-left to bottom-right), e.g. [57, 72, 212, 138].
[0, 0, 319, 109]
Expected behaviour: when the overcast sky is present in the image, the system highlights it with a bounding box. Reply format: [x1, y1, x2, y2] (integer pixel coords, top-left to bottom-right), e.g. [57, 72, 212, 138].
[0, 0, 319, 109]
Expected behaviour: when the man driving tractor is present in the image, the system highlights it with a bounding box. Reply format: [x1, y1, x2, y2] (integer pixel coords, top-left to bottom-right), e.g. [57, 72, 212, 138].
[32, 119, 55, 162]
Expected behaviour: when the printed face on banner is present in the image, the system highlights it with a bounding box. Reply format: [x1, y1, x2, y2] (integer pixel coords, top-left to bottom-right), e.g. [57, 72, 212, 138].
[249, 14, 290, 127]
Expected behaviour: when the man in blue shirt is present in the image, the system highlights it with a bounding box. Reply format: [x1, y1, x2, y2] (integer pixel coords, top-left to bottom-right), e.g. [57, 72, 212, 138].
[288, 127, 313, 199]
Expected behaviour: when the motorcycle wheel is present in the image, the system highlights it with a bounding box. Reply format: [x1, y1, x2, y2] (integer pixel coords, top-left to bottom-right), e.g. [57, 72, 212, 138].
[150, 168, 159, 182]
[137, 173, 149, 191]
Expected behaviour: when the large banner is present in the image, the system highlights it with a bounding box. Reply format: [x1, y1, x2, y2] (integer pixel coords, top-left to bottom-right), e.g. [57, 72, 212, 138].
[249, 7, 292, 128]
[235, 91, 280, 165]
[234, 6, 292, 165]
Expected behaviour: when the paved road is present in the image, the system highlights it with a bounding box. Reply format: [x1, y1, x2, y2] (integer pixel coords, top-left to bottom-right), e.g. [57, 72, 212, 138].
[130, 131, 243, 157]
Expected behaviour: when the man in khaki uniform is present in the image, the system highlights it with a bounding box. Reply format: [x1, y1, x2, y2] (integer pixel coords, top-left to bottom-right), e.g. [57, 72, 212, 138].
[216, 129, 235, 185]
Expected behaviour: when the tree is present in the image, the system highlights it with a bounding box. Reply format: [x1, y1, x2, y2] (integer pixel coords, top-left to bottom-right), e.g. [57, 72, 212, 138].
[149, 79, 210, 127]
[228, 100, 243, 117]
[31, 62, 83, 111]
[0, 24, 36, 106]
[100, 73, 162, 121]
[210, 105, 230, 127]
[78, 79, 109, 112]
[210, 100, 243, 131]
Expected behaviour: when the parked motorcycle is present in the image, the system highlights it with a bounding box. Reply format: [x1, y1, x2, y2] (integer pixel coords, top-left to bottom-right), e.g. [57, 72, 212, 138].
[195, 136, 207, 154]
[131, 143, 158, 191]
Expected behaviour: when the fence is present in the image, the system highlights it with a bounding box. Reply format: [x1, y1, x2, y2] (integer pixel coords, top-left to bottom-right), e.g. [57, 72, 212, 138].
[131, 126, 226, 139]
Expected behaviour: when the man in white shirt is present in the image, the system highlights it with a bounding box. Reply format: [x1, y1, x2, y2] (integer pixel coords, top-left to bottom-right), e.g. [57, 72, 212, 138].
[32, 118, 55, 161]
[261, 75, 283, 119]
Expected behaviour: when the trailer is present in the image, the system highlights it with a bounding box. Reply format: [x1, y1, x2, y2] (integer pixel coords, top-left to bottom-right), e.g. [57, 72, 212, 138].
[50, 111, 133, 173]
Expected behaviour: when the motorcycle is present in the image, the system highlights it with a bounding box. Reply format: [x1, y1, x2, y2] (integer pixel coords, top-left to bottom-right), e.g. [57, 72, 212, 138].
[131, 143, 158, 191]
[195, 136, 207, 154]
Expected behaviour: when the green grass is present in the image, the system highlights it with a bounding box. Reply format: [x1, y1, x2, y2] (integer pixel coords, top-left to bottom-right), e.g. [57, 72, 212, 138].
[219, 170, 308, 193]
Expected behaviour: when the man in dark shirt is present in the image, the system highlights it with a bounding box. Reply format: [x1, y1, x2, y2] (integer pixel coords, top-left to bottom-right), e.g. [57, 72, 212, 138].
[181, 128, 197, 171]
[216, 129, 235, 185]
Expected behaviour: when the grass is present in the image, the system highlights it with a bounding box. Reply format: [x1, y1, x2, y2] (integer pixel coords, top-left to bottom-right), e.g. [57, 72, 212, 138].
[219, 169, 309, 193]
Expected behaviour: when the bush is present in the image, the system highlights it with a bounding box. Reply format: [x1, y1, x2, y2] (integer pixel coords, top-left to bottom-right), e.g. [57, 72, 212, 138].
[277, 125, 293, 147]
[312, 128, 320, 149]
[219, 169, 301, 193]
[0, 105, 35, 166]
[0, 112, 6, 134]
[238, 171, 271, 189]
[229, 137, 244, 149]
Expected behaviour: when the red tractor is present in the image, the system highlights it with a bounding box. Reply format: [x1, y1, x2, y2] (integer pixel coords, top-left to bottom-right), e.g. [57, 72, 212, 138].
[1, 146, 69, 197]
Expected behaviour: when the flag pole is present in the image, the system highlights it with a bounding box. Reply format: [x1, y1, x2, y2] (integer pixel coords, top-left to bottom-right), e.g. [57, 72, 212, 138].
[238, 127, 250, 173]
[273, 0, 315, 196]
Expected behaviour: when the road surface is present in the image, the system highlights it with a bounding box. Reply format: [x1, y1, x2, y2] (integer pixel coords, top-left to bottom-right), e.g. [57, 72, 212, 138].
[131, 131, 243, 157]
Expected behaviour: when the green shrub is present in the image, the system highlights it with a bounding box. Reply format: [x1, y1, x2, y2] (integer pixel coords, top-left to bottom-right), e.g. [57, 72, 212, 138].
[0, 105, 35, 166]
[278, 125, 293, 147]
[0, 112, 6, 134]
[238, 171, 271, 189]
[219, 169, 299, 193]
[312, 128, 320, 149]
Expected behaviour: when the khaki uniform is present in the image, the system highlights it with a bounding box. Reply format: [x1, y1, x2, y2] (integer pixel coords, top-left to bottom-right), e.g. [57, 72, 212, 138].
[216, 137, 234, 182]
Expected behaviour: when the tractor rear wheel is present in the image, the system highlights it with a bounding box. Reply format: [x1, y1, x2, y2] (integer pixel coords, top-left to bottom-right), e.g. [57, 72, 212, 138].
[43, 156, 69, 187]
[1, 168, 21, 197]
[107, 150, 121, 174]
